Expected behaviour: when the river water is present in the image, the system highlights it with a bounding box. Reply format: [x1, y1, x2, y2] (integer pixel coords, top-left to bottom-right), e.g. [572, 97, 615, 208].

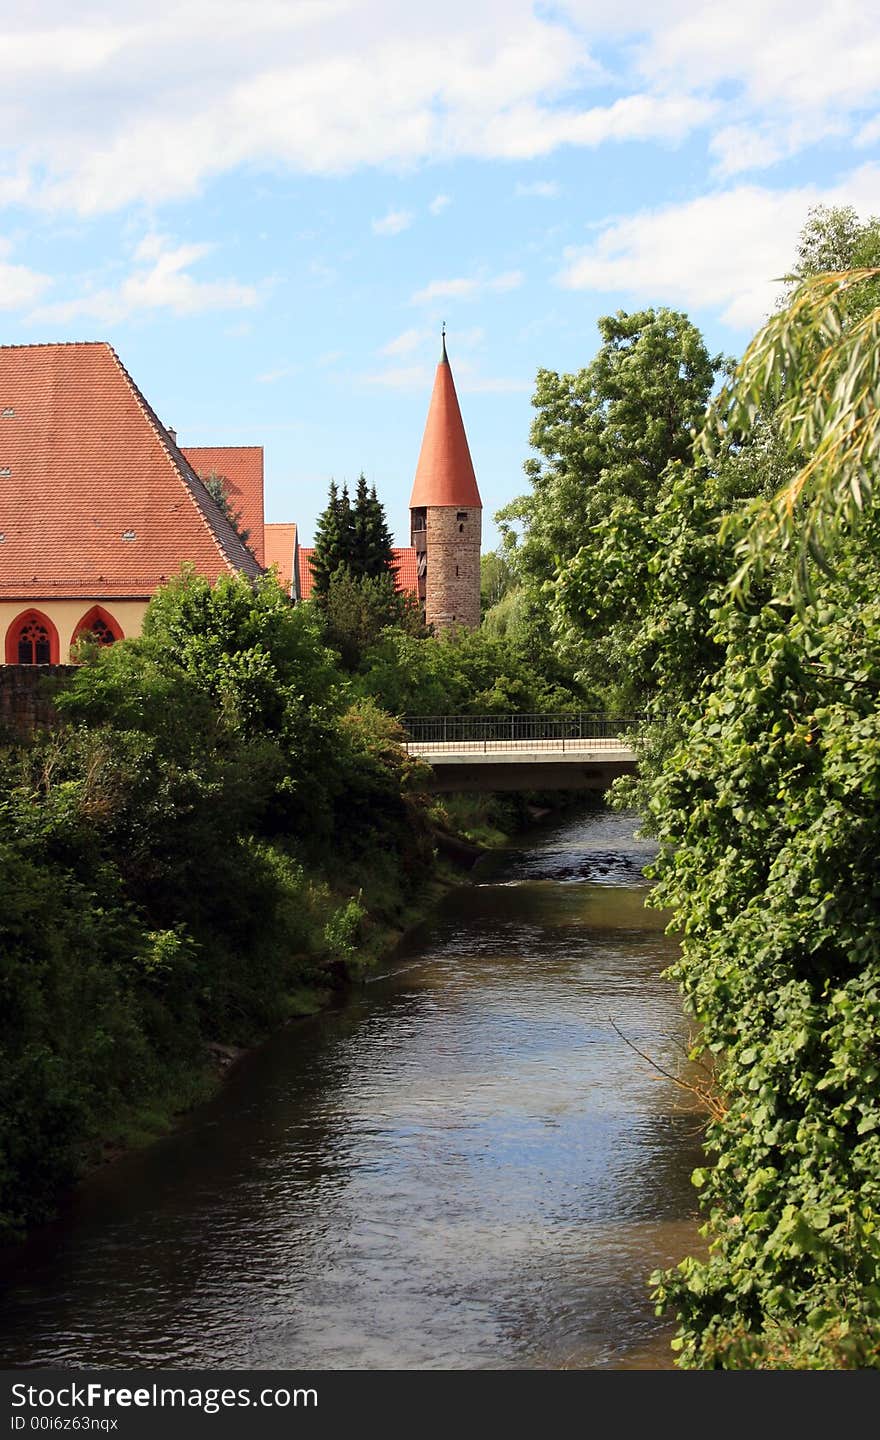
[0, 807, 704, 1370]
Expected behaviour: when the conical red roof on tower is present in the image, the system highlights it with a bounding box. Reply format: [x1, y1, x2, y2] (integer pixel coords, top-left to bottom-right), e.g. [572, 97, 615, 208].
[409, 333, 482, 509]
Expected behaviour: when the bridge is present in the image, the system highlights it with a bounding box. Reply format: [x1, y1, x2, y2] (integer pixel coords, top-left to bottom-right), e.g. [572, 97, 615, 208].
[401, 713, 638, 792]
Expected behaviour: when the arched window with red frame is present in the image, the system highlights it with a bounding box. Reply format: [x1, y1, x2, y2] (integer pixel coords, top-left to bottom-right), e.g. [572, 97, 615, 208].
[72, 606, 124, 652]
[5, 609, 60, 665]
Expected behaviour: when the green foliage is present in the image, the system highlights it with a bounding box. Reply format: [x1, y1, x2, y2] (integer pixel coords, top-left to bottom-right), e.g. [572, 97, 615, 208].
[203, 471, 252, 548]
[351, 473, 396, 580]
[322, 566, 425, 671]
[0, 566, 436, 1239]
[641, 210, 880, 1368]
[498, 307, 725, 705]
[702, 209, 880, 603]
[352, 620, 585, 716]
[309, 480, 354, 602]
[498, 307, 724, 589]
[550, 421, 790, 712]
[480, 549, 516, 615]
[648, 536, 880, 1366]
[310, 475, 397, 604]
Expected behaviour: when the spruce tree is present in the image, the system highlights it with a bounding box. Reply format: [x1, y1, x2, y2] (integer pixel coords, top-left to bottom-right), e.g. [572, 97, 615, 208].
[310, 480, 356, 603]
[351, 473, 373, 575]
[311, 475, 395, 605]
[361, 480, 396, 579]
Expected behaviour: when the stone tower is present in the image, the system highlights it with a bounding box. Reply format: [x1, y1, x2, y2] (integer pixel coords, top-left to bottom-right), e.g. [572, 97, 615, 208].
[409, 331, 482, 631]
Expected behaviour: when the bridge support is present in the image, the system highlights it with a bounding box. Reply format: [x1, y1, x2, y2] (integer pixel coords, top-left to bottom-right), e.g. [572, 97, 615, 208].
[417, 755, 636, 793]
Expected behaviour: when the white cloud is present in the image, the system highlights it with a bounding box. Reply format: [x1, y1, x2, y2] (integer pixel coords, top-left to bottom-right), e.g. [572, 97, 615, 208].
[637, 0, 880, 116]
[429, 194, 451, 215]
[856, 115, 880, 149]
[363, 355, 526, 392]
[0, 3, 710, 215]
[372, 208, 414, 236]
[380, 327, 426, 356]
[362, 364, 433, 390]
[457, 373, 530, 394]
[557, 163, 880, 331]
[515, 180, 559, 197]
[1, 2, 875, 214]
[709, 117, 848, 178]
[709, 125, 791, 178]
[411, 270, 523, 304]
[462, 93, 714, 162]
[255, 366, 294, 384]
[0, 238, 52, 309]
[30, 231, 257, 325]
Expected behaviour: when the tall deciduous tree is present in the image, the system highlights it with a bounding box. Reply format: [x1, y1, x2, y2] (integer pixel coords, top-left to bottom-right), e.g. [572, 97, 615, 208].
[499, 308, 724, 590]
[498, 308, 724, 703]
[645, 208, 880, 1368]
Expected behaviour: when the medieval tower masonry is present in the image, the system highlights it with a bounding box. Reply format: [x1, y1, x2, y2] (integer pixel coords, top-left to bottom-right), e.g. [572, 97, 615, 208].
[409, 333, 482, 632]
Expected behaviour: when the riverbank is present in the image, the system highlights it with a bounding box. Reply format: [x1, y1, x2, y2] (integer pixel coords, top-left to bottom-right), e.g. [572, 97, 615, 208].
[76, 801, 574, 1195]
[75, 841, 471, 1191]
[1, 774, 595, 1247]
[0, 805, 703, 1370]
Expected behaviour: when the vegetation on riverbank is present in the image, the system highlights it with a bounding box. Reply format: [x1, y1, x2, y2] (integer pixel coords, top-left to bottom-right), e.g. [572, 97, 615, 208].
[0, 568, 439, 1241]
[501, 204, 880, 1368]
[0, 546, 588, 1242]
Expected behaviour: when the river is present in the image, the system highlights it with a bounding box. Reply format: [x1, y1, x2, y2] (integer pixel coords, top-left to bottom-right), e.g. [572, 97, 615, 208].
[0, 806, 704, 1370]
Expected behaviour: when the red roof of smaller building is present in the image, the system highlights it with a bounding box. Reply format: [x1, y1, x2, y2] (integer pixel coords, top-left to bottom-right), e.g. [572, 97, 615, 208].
[264, 522, 297, 596]
[393, 547, 419, 593]
[297, 547, 418, 601]
[183, 445, 265, 565]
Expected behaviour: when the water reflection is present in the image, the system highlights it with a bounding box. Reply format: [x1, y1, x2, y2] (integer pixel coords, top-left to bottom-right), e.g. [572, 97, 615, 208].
[0, 807, 702, 1370]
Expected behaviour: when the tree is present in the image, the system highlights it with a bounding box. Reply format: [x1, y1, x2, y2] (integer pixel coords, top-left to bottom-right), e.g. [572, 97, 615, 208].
[645, 211, 880, 1367]
[203, 471, 251, 548]
[351, 474, 396, 581]
[480, 549, 516, 615]
[787, 204, 880, 290]
[698, 206, 880, 602]
[322, 567, 423, 671]
[309, 481, 355, 603]
[498, 308, 725, 592]
[311, 477, 398, 605]
[498, 308, 724, 704]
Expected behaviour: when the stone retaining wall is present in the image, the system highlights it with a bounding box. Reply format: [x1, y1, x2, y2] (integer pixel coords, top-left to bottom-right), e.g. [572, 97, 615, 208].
[0, 665, 77, 737]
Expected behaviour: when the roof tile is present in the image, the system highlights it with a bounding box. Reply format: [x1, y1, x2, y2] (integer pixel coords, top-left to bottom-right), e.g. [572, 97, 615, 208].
[297, 546, 418, 601]
[409, 342, 482, 510]
[0, 342, 263, 600]
[183, 445, 265, 565]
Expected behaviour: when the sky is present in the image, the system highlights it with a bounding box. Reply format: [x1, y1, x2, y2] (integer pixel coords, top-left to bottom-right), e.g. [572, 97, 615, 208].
[2, 1, 880, 549]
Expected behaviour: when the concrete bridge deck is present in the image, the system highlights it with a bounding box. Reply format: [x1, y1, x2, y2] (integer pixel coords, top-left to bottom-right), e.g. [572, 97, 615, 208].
[403, 726, 638, 792]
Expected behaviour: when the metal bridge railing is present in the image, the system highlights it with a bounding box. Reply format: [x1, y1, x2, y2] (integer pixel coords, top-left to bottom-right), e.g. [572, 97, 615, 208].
[401, 712, 641, 752]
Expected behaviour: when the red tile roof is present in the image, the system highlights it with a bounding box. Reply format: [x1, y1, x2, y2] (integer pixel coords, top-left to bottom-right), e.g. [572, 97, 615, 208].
[264, 522, 297, 595]
[392, 546, 419, 594]
[409, 338, 482, 510]
[297, 547, 418, 601]
[0, 342, 262, 600]
[182, 445, 265, 565]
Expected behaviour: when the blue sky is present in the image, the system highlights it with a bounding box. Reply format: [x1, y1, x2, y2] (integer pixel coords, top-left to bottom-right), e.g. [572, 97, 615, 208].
[3, 1, 880, 548]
